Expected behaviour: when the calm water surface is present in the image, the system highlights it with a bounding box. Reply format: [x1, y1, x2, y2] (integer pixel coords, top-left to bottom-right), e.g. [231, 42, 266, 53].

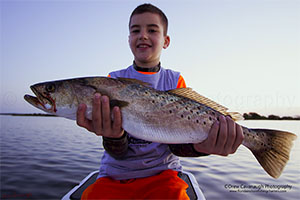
[1, 116, 299, 200]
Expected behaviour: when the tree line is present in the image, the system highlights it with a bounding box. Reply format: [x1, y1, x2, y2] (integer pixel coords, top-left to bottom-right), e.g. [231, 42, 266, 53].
[243, 112, 300, 120]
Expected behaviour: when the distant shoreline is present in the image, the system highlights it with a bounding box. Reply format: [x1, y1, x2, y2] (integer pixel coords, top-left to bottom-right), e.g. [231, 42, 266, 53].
[0, 112, 299, 120]
[0, 113, 57, 117]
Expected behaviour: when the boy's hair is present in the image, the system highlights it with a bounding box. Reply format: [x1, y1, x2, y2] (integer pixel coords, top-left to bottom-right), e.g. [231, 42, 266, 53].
[129, 3, 168, 35]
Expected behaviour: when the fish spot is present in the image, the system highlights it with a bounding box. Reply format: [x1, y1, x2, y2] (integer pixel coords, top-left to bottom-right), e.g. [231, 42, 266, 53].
[185, 107, 189, 110]
[181, 114, 184, 118]
[203, 121, 206, 125]
[152, 100, 155, 103]
[196, 120, 199, 123]
[188, 116, 191, 120]
[209, 117, 212, 121]
[190, 110, 193, 113]
[169, 110, 172, 114]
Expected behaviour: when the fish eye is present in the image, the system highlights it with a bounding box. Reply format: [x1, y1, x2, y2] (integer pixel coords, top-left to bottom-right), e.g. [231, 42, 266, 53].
[45, 84, 56, 93]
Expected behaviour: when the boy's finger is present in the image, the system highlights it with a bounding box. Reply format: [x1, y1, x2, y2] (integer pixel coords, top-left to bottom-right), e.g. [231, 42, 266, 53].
[112, 106, 123, 136]
[231, 124, 244, 153]
[76, 103, 93, 132]
[92, 93, 103, 135]
[206, 120, 219, 147]
[193, 120, 219, 154]
[223, 116, 236, 154]
[76, 103, 86, 126]
[215, 116, 227, 154]
[101, 96, 112, 133]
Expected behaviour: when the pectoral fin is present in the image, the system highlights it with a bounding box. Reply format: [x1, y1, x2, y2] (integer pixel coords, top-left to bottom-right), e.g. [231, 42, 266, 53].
[110, 99, 129, 108]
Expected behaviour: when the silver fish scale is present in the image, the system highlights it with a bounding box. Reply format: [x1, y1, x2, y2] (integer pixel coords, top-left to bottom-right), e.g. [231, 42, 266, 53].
[118, 85, 220, 143]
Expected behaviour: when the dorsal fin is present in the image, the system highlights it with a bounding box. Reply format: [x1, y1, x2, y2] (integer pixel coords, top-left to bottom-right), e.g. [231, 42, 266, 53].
[168, 88, 243, 121]
[117, 77, 151, 87]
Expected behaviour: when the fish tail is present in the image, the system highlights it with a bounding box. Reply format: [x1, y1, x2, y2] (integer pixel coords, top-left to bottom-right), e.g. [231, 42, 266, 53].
[243, 128, 297, 178]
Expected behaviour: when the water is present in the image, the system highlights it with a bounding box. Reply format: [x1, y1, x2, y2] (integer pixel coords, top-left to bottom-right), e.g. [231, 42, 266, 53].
[1, 116, 299, 200]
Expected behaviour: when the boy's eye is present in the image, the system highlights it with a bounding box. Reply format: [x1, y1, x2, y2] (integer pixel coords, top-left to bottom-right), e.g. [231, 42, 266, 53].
[149, 29, 158, 33]
[131, 29, 140, 33]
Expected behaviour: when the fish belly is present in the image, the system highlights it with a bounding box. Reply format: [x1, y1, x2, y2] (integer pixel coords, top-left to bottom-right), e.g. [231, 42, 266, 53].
[121, 109, 208, 144]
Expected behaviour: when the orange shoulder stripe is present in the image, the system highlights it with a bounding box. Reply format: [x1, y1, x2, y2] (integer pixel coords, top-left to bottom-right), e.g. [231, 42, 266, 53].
[176, 75, 186, 88]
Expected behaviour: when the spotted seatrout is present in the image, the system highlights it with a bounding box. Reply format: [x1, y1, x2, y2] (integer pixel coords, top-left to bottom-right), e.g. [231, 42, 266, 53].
[24, 77, 297, 178]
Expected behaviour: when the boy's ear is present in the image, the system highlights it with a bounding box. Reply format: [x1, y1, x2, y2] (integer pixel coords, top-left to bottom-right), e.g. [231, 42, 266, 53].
[163, 35, 170, 49]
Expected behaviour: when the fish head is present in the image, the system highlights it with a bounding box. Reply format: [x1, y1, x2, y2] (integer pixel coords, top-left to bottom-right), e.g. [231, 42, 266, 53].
[24, 77, 130, 119]
[24, 80, 77, 115]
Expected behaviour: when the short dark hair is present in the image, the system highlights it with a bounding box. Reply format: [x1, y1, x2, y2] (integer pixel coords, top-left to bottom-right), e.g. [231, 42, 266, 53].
[129, 3, 168, 35]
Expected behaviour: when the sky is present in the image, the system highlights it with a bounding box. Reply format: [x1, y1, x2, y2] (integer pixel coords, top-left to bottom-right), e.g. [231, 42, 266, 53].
[1, 0, 300, 116]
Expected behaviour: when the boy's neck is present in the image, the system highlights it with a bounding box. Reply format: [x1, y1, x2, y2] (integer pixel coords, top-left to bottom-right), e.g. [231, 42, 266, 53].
[133, 61, 161, 72]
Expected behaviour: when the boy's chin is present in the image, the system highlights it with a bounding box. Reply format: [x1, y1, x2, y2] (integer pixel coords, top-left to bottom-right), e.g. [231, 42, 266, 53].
[134, 57, 153, 65]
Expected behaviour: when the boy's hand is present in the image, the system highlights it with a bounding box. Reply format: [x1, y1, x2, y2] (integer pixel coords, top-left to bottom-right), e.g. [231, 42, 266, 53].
[76, 93, 124, 138]
[193, 116, 244, 156]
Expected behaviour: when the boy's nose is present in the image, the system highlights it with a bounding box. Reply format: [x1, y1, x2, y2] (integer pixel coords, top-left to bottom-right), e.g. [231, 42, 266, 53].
[139, 30, 148, 40]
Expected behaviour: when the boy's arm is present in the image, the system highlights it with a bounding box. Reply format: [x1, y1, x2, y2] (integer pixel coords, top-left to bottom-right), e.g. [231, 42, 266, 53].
[103, 131, 128, 159]
[170, 115, 244, 157]
[169, 76, 209, 157]
[77, 93, 128, 159]
[169, 144, 209, 157]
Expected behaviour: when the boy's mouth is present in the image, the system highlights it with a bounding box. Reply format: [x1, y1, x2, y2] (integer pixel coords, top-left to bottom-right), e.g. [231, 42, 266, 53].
[137, 43, 152, 49]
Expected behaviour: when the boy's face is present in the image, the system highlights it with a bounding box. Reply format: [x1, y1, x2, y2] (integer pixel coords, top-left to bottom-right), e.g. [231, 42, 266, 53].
[129, 12, 170, 68]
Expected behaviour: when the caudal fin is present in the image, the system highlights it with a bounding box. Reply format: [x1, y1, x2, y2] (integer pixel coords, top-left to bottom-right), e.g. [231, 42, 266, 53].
[243, 128, 297, 178]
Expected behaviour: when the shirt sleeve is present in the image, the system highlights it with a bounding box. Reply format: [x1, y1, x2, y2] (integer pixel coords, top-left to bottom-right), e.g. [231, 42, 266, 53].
[176, 75, 187, 89]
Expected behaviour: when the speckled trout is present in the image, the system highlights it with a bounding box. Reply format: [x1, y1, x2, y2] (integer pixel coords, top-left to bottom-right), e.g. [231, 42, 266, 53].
[24, 77, 296, 178]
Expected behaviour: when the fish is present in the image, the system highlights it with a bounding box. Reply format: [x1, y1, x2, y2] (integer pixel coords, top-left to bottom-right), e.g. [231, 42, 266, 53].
[24, 76, 297, 179]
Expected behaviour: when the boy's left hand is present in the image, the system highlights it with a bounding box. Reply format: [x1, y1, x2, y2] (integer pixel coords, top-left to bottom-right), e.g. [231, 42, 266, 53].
[193, 116, 244, 156]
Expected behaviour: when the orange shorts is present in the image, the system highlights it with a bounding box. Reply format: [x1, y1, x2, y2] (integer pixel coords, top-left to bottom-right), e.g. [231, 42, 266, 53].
[81, 170, 189, 200]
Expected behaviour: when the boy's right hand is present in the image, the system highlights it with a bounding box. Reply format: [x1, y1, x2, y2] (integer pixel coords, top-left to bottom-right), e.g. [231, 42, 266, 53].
[76, 93, 124, 138]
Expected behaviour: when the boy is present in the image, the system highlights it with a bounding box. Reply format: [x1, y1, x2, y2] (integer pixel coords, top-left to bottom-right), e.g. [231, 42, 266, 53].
[77, 3, 244, 199]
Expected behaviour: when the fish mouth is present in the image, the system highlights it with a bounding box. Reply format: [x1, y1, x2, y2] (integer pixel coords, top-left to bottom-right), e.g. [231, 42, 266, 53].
[24, 86, 57, 113]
